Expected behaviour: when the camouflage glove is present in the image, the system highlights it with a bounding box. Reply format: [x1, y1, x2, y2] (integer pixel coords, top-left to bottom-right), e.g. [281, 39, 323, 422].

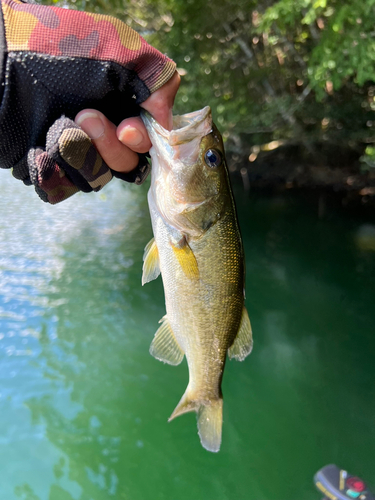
[28, 116, 151, 204]
[0, 0, 176, 203]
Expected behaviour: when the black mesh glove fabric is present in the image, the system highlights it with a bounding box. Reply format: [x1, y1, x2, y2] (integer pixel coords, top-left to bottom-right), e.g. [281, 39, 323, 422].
[0, 0, 176, 202]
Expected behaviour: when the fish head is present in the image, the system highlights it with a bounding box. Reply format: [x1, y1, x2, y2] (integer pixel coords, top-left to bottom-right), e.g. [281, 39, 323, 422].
[142, 107, 231, 237]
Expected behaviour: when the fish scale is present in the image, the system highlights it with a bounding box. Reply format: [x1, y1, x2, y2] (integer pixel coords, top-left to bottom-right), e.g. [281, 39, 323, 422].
[141, 106, 253, 452]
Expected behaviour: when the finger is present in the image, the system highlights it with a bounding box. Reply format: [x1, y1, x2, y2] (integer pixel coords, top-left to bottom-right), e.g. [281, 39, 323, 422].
[75, 109, 139, 173]
[116, 116, 151, 153]
[141, 71, 181, 130]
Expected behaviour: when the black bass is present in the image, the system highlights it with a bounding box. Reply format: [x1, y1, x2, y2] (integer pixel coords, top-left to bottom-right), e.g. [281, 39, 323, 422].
[141, 106, 252, 452]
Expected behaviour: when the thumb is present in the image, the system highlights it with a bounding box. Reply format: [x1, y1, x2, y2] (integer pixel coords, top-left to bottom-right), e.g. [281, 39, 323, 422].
[141, 71, 181, 130]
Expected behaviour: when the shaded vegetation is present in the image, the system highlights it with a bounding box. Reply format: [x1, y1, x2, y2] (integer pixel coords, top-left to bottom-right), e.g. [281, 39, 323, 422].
[45, 0, 375, 192]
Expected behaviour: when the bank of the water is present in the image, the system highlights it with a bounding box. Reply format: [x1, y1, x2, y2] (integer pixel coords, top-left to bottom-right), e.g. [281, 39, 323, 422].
[0, 169, 374, 500]
[228, 148, 375, 202]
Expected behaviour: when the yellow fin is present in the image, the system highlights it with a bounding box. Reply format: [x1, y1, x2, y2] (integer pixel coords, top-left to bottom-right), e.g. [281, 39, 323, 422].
[228, 306, 253, 361]
[150, 316, 184, 365]
[142, 237, 160, 285]
[170, 238, 199, 280]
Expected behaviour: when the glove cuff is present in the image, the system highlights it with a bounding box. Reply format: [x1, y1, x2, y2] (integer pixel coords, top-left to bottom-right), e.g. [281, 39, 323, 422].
[111, 154, 150, 185]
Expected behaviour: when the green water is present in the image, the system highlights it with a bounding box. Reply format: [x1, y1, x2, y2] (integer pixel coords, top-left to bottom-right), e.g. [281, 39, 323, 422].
[0, 169, 374, 500]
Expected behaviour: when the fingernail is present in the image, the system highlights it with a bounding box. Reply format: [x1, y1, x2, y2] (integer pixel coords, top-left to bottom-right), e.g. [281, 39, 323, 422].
[76, 112, 104, 140]
[118, 126, 143, 146]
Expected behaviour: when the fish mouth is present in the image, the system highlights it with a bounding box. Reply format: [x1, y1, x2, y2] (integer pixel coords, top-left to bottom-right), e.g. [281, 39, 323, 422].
[141, 106, 213, 148]
[170, 107, 212, 145]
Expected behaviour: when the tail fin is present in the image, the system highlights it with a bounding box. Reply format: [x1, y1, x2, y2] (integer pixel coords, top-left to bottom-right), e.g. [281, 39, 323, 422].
[168, 390, 199, 421]
[169, 390, 223, 453]
[197, 399, 223, 453]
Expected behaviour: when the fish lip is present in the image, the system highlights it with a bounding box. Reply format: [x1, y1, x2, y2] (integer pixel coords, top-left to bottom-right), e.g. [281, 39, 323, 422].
[169, 106, 212, 146]
[141, 110, 174, 165]
[141, 110, 170, 140]
[141, 106, 213, 147]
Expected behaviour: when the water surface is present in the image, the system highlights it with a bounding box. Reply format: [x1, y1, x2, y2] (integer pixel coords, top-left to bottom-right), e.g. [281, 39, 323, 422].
[0, 170, 374, 500]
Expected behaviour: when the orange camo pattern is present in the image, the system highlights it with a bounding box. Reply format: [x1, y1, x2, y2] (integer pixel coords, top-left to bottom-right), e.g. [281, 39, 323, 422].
[2, 0, 176, 93]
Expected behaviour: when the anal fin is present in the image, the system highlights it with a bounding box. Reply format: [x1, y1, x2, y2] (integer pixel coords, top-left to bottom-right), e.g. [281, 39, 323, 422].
[142, 237, 160, 285]
[228, 306, 253, 361]
[150, 316, 184, 365]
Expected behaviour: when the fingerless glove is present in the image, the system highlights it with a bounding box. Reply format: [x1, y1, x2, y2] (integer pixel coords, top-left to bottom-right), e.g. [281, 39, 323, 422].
[0, 0, 175, 203]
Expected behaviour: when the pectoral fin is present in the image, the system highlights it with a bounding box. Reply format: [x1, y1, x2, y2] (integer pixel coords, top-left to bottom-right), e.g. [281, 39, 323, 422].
[228, 306, 253, 361]
[170, 237, 199, 280]
[150, 316, 184, 365]
[142, 237, 160, 285]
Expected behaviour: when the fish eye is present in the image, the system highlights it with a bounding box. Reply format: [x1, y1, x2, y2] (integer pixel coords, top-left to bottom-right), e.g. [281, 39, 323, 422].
[204, 149, 222, 168]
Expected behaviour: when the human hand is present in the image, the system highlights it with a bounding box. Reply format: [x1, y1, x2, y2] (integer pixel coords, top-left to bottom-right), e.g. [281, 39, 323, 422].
[0, 0, 178, 203]
[75, 71, 181, 175]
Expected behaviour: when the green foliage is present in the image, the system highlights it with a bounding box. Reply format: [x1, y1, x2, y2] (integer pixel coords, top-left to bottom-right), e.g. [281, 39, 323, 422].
[43, 0, 375, 163]
[360, 146, 375, 171]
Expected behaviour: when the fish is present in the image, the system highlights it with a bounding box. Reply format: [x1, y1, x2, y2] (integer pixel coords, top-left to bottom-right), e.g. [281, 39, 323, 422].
[141, 106, 252, 452]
